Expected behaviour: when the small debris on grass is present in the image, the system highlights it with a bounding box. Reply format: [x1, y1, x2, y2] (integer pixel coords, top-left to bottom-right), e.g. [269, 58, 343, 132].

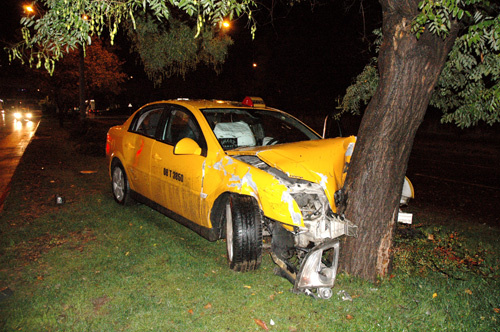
[55, 195, 65, 205]
[337, 290, 352, 301]
[254, 318, 269, 330]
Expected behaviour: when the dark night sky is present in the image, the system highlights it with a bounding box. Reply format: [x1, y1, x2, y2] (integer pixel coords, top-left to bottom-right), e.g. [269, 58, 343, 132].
[0, 1, 383, 117]
[146, 1, 383, 116]
[0, 1, 23, 57]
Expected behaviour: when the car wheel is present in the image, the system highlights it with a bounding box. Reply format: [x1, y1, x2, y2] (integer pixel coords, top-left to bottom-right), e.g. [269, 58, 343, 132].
[225, 195, 263, 272]
[112, 163, 131, 205]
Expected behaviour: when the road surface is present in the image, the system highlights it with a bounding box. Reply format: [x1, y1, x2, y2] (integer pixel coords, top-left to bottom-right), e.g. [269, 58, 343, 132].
[406, 134, 500, 225]
[0, 110, 41, 210]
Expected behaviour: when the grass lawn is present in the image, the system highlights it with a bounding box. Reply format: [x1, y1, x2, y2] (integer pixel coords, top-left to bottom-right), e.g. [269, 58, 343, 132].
[1, 117, 499, 331]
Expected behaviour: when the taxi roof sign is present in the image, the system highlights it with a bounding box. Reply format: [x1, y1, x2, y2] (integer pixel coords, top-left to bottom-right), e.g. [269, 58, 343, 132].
[242, 96, 265, 108]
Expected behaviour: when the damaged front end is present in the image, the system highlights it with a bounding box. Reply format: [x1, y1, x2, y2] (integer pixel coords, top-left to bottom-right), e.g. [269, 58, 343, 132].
[265, 167, 356, 298]
[229, 138, 358, 299]
[233, 154, 356, 299]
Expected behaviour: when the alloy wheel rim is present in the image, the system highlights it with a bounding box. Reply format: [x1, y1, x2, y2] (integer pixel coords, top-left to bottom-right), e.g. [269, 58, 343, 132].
[113, 168, 124, 201]
[226, 203, 233, 261]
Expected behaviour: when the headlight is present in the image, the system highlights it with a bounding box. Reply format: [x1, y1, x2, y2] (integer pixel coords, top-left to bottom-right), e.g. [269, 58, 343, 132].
[25, 112, 33, 119]
[14, 112, 22, 119]
[295, 239, 339, 290]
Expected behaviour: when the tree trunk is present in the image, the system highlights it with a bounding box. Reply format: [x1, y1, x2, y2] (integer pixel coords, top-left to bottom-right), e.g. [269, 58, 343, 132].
[340, 0, 458, 281]
[79, 44, 86, 119]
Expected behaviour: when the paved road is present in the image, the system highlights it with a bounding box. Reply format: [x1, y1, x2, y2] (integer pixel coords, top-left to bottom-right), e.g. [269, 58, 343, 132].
[406, 134, 500, 225]
[0, 110, 41, 210]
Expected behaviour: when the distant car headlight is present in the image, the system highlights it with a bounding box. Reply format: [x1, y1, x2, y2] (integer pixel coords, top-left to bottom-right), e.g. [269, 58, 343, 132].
[14, 112, 22, 119]
[25, 112, 33, 119]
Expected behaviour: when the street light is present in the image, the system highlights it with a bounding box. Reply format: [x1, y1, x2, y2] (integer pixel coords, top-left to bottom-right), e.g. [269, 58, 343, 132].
[222, 20, 230, 29]
[24, 4, 34, 14]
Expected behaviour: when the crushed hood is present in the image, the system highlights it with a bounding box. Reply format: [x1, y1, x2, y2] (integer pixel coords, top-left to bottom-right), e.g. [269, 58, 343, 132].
[227, 137, 356, 193]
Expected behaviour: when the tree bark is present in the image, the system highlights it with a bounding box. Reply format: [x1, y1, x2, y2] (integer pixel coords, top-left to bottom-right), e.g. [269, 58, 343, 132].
[79, 44, 86, 119]
[340, 0, 458, 281]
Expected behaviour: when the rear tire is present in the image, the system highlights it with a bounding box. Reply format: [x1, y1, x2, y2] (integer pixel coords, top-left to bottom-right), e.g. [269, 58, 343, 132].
[111, 162, 132, 205]
[226, 195, 263, 272]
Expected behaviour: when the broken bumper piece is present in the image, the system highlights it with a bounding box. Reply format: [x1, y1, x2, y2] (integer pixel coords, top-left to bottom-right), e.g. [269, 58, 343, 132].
[293, 239, 340, 299]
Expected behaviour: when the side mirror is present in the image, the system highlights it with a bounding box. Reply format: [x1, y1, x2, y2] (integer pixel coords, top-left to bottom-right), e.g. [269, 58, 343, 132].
[174, 137, 202, 156]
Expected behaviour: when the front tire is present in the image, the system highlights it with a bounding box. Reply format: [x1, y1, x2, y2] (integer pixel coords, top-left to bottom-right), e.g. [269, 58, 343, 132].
[225, 195, 263, 272]
[111, 163, 132, 205]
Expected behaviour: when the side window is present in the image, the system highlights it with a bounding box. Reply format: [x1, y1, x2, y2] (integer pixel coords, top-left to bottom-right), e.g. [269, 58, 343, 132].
[162, 108, 207, 154]
[131, 108, 164, 138]
[164, 110, 198, 144]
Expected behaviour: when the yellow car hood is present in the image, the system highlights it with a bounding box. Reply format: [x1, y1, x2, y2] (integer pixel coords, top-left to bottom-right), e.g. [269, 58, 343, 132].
[227, 136, 356, 195]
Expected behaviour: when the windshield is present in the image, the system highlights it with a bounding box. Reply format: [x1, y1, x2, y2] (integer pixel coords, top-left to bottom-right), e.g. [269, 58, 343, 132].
[202, 108, 320, 150]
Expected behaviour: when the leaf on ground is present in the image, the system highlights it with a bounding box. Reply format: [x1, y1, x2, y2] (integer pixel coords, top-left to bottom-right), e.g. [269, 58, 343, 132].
[346, 314, 354, 320]
[92, 295, 111, 313]
[494, 308, 500, 314]
[254, 318, 269, 330]
[204, 303, 212, 309]
[188, 309, 194, 315]
[465, 289, 473, 295]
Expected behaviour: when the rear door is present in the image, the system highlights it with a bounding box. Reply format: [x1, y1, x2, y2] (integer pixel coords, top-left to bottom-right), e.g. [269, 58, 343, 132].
[122, 106, 166, 200]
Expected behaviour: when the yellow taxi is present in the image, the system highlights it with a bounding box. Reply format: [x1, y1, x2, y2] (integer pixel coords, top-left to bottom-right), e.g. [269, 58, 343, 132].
[106, 97, 413, 299]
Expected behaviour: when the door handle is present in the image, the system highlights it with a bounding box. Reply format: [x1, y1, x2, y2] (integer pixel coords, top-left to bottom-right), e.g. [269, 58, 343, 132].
[153, 153, 162, 161]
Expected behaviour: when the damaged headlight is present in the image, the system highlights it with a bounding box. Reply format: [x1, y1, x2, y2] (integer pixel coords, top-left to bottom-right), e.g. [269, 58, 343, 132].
[291, 192, 323, 220]
[294, 239, 339, 298]
[289, 182, 328, 222]
[290, 181, 357, 246]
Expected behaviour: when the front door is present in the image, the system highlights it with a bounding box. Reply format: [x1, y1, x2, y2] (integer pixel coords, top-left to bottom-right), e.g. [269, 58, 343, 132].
[150, 107, 208, 225]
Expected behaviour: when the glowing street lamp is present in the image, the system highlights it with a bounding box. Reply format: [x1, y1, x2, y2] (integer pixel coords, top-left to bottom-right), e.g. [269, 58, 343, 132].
[24, 4, 34, 14]
[222, 20, 230, 29]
